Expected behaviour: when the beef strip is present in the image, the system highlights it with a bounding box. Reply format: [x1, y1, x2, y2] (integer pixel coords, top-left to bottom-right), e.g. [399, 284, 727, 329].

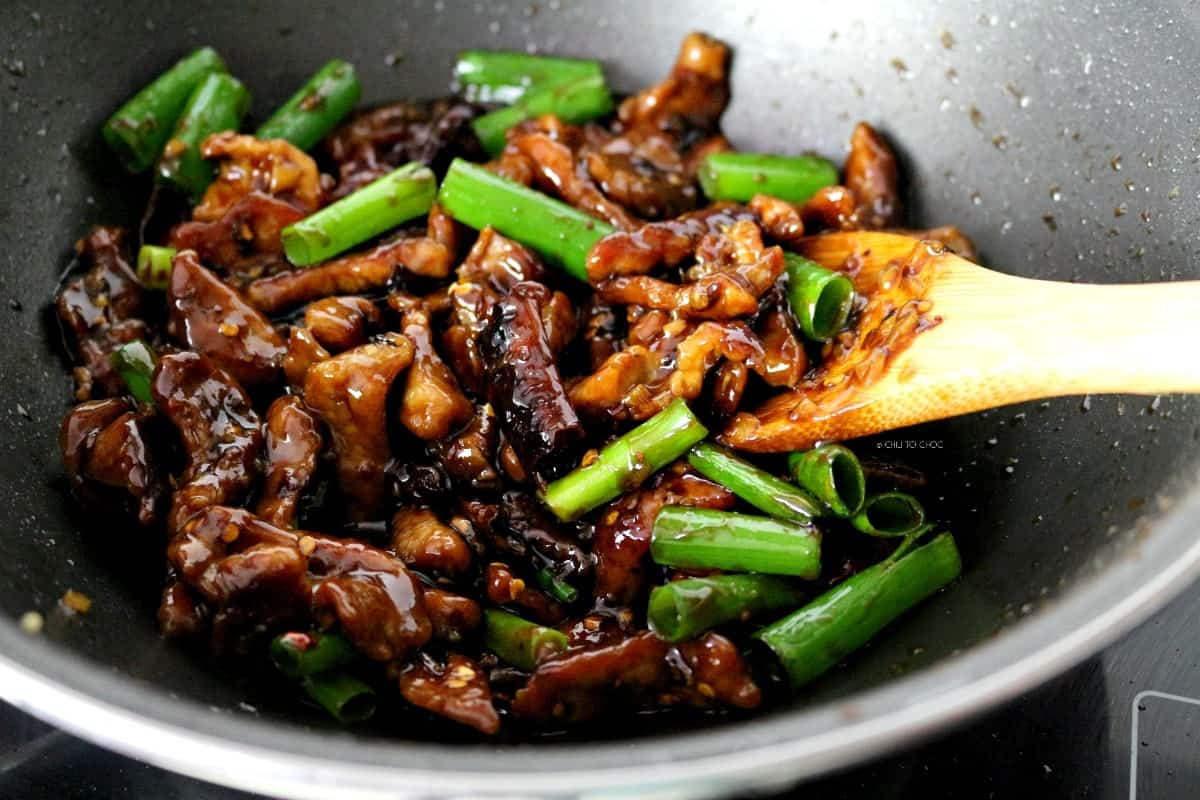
[483, 562, 566, 625]
[282, 325, 331, 390]
[169, 192, 307, 280]
[59, 397, 163, 526]
[592, 469, 735, 608]
[844, 121, 902, 229]
[480, 281, 584, 477]
[256, 396, 324, 528]
[397, 306, 473, 440]
[152, 351, 263, 532]
[303, 296, 381, 352]
[56, 226, 148, 400]
[390, 507, 472, 574]
[166, 250, 285, 387]
[398, 652, 499, 735]
[430, 404, 501, 492]
[325, 98, 483, 197]
[303, 333, 415, 520]
[192, 132, 323, 221]
[422, 587, 482, 643]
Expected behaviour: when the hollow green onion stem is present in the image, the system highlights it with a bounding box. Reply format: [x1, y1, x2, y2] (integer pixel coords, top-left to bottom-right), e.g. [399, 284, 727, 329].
[102, 47, 228, 173]
[156, 72, 251, 200]
[650, 506, 821, 579]
[754, 532, 961, 689]
[697, 152, 838, 205]
[136, 245, 176, 290]
[281, 162, 436, 266]
[785, 253, 856, 341]
[301, 671, 376, 723]
[541, 398, 707, 521]
[472, 73, 614, 156]
[483, 608, 568, 671]
[787, 444, 866, 518]
[453, 50, 603, 104]
[534, 568, 579, 604]
[270, 631, 358, 679]
[109, 340, 157, 406]
[437, 158, 614, 282]
[687, 442, 821, 522]
[850, 492, 927, 537]
[647, 574, 804, 642]
[255, 59, 361, 151]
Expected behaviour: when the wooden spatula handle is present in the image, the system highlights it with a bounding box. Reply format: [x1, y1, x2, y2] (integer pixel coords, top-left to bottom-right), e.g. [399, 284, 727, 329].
[927, 262, 1200, 397]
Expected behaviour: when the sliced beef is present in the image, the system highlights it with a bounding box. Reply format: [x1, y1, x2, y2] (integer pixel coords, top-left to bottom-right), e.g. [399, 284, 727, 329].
[398, 653, 499, 735]
[256, 396, 324, 528]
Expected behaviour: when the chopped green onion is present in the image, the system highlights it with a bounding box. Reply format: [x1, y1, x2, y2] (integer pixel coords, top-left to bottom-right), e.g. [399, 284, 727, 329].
[156, 72, 251, 200]
[687, 442, 822, 522]
[754, 532, 961, 688]
[281, 162, 436, 266]
[255, 59, 361, 151]
[698, 152, 838, 204]
[109, 340, 157, 406]
[472, 73, 614, 156]
[136, 245, 176, 290]
[851, 492, 927, 537]
[787, 444, 866, 517]
[785, 253, 856, 341]
[453, 50, 603, 104]
[484, 608, 568, 671]
[437, 158, 614, 282]
[102, 47, 227, 173]
[650, 506, 821, 579]
[647, 574, 803, 642]
[301, 671, 376, 723]
[541, 398, 707, 522]
[270, 631, 358, 679]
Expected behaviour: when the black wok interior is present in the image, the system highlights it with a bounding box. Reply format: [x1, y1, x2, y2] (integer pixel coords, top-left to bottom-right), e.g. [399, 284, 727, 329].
[1, 0, 1198, 760]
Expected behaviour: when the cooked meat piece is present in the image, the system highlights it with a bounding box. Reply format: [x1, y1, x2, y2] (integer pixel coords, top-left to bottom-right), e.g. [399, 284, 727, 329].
[56, 226, 149, 400]
[578, 297, 620, 371]
[256, 396, 324, 528]
[59, 397, 163, 526]
[166, 250, 285, 387]
[398, 653, 500, 735]
[282, 325, 331, 389]
[307, 532, 431, 661]
[325, 98, 482, 197]
[754, 303, 808, 388]
[800, 185, 860, 232]
[398, 307, 473, 440]
[585, 126, 701, 220]
[303, 296, 381, 352]
[152, 352, 262, 531]
[708, 360, 749, 422]
[584, 203, 753, 283]
[845, 122, 902, 229]
[390, 507, 472, 574]
[617, 32, 730, 137]
[569, 318, 766, 423]
[592, 470, 734, 608]
[480, 281, 584, 476]
[387, 455, 453, 507]
[430, 404, 501, 492]
[505, 117, 639, 230]
[169, 192, 306, 280]
[484, 562, 565, 625]
[303, 333, 415, 520]
[672, 632, 761, 709]
[192, 132, 323, 222]
[890, 225, 978, 261]
[422, 588, 482, 643]
[444, 227, 547, 393]
[496, 491, 591, 584]
[597, 219, 786, 319]
[157, 576, 208, 639]
[511, 632, 671, 722]
[749, 193, 806, 246]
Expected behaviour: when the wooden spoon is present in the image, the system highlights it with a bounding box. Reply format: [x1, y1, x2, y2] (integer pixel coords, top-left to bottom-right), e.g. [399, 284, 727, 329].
[720, 231, 1200, 452]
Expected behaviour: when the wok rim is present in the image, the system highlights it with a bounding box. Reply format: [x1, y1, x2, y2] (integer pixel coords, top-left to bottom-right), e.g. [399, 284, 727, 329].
[1, 485, 1198, 797]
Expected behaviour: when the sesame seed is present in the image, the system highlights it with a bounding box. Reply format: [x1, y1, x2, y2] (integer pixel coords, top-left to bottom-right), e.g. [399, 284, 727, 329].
[298, 535, 317, 556]
[221, 523, 240, 543]
[218, 322, 239, 337]
[61, 589, 92, 614]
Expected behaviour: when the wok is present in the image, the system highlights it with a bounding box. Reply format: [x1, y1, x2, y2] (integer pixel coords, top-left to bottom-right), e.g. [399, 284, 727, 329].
[1, 0, 1199, 796]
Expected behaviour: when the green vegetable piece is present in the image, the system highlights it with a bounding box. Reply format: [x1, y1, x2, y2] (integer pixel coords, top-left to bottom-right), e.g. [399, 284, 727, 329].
[754, 532, 961, 688]
[650, 506, 821, 579]
[102, 47, 227, 173]
[281, 162, 436, 266]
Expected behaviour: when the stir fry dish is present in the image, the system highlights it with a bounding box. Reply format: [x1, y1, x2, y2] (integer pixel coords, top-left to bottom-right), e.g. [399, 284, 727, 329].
[56, 34, 970, 734]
